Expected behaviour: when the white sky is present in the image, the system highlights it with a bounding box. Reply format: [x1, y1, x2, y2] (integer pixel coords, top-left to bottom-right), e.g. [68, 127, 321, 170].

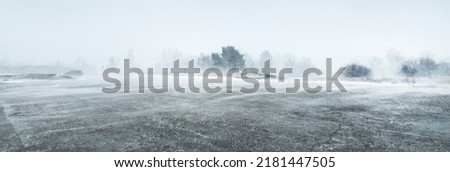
[1, 0, 450, 66]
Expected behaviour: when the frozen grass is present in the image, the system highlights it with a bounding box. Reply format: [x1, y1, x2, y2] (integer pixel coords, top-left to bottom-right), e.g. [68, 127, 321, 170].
[0, 76, 449, 151]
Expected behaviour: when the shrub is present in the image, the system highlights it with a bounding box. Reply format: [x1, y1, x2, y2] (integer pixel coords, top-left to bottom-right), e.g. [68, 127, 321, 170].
[400, 63, 418, 77]
[437, 62, 450, 76]
[196, 55, 213, 68]
[417, 57, 437, 76]
[400, 60, 419, 83]
[343, 64, 372, 78]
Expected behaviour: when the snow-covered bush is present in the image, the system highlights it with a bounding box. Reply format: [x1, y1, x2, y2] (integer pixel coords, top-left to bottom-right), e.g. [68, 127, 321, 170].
[343, 64, 372, 78]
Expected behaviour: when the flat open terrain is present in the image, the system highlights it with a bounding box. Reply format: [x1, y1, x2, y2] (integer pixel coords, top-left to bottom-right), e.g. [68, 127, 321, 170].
[1, 77, 449, 151]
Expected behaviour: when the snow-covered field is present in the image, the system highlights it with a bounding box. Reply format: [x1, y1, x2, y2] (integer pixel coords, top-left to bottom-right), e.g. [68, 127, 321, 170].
[1, 75, 449, 151]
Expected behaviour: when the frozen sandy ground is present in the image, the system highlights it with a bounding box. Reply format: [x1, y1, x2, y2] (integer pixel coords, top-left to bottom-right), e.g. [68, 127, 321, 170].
[1, 76, 450, 151]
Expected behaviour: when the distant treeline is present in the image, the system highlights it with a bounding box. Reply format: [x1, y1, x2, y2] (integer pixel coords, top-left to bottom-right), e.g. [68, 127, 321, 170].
[196, 46, 312, 72]
[344, 57, 450, 80]
[196, 46, 450, 81]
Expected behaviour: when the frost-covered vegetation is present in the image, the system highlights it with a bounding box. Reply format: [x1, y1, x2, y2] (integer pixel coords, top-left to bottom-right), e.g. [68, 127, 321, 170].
[343, 64, 372, 79]
[400, 57, 450, 77]
[196, 46, 246, 70]
[340, 52, 450, 83]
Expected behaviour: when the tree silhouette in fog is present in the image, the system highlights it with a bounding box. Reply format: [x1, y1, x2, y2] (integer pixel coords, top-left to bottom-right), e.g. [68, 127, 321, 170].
[211, 46, 245, 69]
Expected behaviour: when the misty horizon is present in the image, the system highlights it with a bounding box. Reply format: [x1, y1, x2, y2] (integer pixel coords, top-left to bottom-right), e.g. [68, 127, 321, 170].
[1, 0, 450, 68]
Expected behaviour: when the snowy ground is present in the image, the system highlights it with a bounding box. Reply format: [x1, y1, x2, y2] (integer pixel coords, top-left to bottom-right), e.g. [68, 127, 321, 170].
[1, 75, 449, 151]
